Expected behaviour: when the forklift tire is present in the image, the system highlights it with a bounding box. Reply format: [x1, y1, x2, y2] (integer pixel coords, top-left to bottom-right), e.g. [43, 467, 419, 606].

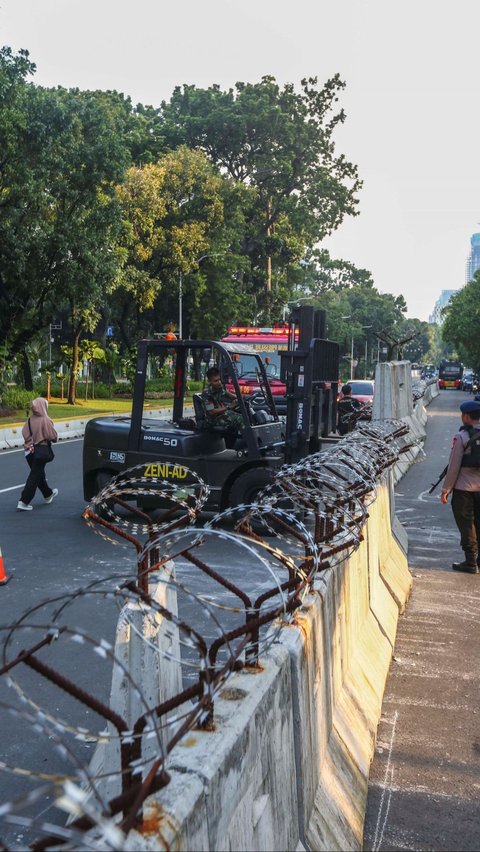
[94, 470, 114, 497]
[229, 467, 275, 508]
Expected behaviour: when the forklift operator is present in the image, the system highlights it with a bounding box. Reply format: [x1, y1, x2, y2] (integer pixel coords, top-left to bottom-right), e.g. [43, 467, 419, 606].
[201, 367, 244, 432]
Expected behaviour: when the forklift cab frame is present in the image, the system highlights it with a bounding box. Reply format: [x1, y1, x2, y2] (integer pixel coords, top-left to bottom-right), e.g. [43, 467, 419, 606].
[127, 339, 284, 460]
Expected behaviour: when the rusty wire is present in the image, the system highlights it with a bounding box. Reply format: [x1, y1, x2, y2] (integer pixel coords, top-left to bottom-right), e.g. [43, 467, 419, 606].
[0, 419, 412, 849]
[253, 461, 365, 564]
[82, 462, 209, 541]
[411, 378, 430, 400]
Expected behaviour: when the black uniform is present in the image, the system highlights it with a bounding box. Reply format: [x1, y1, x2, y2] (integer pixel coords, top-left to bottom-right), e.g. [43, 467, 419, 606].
[337, 396, 363, 436]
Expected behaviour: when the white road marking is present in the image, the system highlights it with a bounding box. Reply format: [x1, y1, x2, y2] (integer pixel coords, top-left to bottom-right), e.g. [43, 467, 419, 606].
[405, 526, 457, 541]
[412, 556, 438, 561]
[372, 709, 398, 851]
[418, 489, 440, 502]
[0, 484, 23, 493]
[414, 545, 440, 551]
[0, 437, 83, 455]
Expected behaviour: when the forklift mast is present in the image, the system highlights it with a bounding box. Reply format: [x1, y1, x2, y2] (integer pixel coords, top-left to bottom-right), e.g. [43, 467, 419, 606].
[281, 306, 339, 464]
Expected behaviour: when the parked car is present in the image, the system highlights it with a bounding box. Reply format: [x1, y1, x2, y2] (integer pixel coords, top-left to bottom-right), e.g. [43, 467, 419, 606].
[338, 380, 375, 404]
[462, 371, 476, 392]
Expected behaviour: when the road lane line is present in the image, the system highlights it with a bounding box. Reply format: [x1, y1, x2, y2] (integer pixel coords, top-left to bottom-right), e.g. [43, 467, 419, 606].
[0, 484, 23, 493]
[0, 437, 84, 455]
[372, 709, 398, 851]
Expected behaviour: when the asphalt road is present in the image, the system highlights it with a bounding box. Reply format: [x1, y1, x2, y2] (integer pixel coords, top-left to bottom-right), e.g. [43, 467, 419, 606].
[0, 438, 132, 850]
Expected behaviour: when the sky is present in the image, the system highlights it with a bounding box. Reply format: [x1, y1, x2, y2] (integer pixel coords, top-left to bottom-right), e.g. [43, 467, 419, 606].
[1, 0, 480, 321]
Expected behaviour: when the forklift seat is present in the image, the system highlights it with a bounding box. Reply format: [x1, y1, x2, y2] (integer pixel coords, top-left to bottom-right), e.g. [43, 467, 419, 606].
[193, 392, 234, 433]
[252, 409, 273, 425]
[192, 393, 208, 429]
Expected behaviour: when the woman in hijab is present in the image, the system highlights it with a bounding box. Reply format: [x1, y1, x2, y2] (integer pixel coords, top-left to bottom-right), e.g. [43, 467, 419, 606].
[17, 397, 59, 511]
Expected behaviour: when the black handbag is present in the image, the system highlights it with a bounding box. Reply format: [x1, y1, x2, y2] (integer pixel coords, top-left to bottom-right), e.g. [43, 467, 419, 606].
[34, 443, 55, 462]
[27, 418, 55, 463]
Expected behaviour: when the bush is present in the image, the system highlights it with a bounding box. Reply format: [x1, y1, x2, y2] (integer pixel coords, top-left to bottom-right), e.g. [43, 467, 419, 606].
[2, 387, 35, 412]
[34, 380, 64, 398]
[145, 378, 174, 393]
[88, 383, 112, 399]
[145, 390, 174, 399]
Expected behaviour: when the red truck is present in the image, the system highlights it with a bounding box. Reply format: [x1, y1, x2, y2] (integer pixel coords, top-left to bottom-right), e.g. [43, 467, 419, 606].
[221, 325, 297, 415]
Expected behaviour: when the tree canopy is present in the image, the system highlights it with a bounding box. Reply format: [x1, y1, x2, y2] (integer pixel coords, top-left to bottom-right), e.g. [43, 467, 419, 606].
[442, 272, 480, 371]
[2, 45, 425, 400]
[160, 76, 362, 316]
[0, 58, 134, 366]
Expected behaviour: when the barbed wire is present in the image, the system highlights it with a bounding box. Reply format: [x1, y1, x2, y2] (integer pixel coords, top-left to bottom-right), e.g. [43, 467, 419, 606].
[0, 419, 411, 850]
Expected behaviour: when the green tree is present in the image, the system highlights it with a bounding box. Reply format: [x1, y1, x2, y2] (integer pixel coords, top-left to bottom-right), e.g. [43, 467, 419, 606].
[394, 318, 431, 363]
[115, 146, 250, 343]
[0, 45, 39, 374]
[160, 76, 362, 318]
[306, 249, 375, 292]
[442, 272, 480, 371]
[0, 71, 134, 390]
[300, 281, 407, 377]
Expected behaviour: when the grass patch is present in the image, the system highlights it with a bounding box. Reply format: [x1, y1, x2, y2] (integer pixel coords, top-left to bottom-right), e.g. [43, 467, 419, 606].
[0, 396, 178, 426]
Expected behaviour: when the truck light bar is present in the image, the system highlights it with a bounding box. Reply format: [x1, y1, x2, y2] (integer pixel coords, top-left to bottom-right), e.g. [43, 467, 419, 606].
[227, 326, 292, 336]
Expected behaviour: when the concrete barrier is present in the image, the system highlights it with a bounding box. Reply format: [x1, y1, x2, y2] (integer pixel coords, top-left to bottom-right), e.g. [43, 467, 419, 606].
[0, 406, 187, 451]
[372, 363, 439, 484]
[100, 473, 411, 852]
[88, 569, 182, 805]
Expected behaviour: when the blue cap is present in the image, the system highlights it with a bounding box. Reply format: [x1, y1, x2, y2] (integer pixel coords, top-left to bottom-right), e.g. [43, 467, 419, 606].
[460, 399, 480, 414]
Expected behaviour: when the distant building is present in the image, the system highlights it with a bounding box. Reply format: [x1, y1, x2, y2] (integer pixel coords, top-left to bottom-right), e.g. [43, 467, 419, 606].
[465, 232, 480, 283]
[428, 290, 458, 324]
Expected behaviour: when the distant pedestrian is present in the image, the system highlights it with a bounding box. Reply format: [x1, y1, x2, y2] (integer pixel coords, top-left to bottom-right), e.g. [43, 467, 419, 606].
[440, 399, 480, 573]
[337, 384, 363, 436]
[17, 397, 58, 511]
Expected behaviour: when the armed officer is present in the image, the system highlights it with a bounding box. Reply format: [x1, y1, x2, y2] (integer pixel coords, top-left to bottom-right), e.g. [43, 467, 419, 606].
[337, 384, 363, 436]
[440, 399, 480, 574]
[201, 367, 244, 433]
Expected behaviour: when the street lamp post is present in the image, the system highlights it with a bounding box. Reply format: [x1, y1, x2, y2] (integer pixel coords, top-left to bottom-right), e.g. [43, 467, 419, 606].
[341, 318, 372, 380]
[178, 273, 183, 339]
[282, 295, 314, 322]
[362, 325, 372, 378]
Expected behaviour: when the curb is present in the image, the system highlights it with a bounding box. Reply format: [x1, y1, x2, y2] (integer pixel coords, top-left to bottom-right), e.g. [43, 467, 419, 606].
[0, 406, 193, 451]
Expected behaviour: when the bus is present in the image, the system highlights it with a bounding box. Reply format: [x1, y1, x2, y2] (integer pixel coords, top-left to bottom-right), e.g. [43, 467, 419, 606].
[438, 359, 464, 389]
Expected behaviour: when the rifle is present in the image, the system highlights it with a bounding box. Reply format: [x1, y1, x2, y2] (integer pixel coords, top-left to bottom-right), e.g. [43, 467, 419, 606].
[429, 465, 448, 494]
[428, 431, 479, 494]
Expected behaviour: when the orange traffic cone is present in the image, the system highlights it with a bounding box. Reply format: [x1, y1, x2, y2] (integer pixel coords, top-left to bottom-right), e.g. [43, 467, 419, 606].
[0, 546, 10, 585]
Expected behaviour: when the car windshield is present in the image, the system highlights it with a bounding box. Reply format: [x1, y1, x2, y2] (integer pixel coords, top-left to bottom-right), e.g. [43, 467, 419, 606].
[232, 352, 280, 379]
[349, 382, 374, 395]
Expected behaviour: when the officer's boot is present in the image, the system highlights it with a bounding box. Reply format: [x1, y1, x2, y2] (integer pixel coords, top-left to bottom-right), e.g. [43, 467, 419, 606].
[452, 550, 479, 574]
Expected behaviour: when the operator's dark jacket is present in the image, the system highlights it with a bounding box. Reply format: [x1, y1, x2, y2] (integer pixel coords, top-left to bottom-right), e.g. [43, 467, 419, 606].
[337, 396, 362, 436]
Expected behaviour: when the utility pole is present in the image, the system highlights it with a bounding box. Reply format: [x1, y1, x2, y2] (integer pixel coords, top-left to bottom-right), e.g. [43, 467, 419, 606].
[178, 273, 183, 339]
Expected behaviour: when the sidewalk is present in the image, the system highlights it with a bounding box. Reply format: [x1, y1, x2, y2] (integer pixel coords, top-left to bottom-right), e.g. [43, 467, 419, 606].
[363, 392, 480, 851]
